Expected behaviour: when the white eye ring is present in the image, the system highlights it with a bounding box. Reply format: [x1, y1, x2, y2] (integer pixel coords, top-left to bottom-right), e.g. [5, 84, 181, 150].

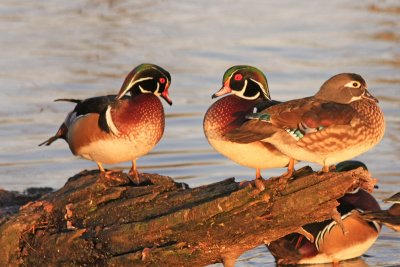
[344, 81, 361, 88]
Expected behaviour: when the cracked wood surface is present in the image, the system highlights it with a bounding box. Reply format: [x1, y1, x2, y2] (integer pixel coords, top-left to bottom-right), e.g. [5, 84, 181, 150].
[0, 167, 373, 266]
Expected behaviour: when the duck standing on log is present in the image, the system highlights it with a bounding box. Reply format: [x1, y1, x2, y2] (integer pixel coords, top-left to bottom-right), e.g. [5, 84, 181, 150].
[39, 63, 172, 183]
[204, 66, 292, 187]
[226, 73, 385, 181]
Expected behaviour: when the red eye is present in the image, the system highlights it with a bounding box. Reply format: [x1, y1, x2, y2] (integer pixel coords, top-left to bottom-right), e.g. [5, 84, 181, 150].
[159, 77, 166, 84]
[234, 74, 243, 81]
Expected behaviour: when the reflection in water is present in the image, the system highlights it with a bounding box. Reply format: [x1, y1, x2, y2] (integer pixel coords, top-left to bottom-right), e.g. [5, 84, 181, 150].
[0, 0, 399, 266]
[267, 257, 371, 267]
[367, 4, 400, 14]
[297, 257, 370, 267]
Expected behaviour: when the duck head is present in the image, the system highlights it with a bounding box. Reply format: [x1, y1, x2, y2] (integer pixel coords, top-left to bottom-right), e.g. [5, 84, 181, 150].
[315, 73, 378, 104]
[212, 65, 271, 101]
[116, 63, 172, 105]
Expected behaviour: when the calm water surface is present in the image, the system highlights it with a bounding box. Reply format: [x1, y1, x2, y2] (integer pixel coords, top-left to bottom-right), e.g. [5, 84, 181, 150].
[0, 0, 399, 266]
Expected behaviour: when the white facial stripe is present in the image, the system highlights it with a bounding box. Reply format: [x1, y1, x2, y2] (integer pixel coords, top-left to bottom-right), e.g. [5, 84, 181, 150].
[250, 78, 269, 100]
[154, 82, 160, 95]
[241, 91, 260, 100]
[119, 77, 153, 98]
[348, 87, 363, 101]
[239, 79, 248, 95]
[139, 85, 151, 94]
[227, 71, 235, 81]
[127, 77, 153, 90]
[233, 80, 261, 100]
[105, 105, 120, 136]
[349, 95, 363, 102]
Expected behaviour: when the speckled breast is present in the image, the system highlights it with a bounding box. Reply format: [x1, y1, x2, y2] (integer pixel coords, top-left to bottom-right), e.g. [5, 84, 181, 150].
[204, 95, 257, 140]
[282, 99, 386, 166]
[350, 99, 385, 146]
[204, 95, 290, 169]
[112, 94, 165, 144]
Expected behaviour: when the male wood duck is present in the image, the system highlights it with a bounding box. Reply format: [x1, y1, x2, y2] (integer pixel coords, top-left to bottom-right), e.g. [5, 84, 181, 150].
[203, 65, 292, 181]
[39, 63, 172, 181]
[267, 161, 381, 264]
[227, 73, 385, 177]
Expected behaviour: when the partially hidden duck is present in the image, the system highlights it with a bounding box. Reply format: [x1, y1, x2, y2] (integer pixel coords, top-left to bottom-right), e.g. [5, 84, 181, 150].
[267, 161, 382, 264]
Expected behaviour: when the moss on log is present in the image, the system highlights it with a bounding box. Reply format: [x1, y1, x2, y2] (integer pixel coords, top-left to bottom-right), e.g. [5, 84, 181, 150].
[0, 167, 374, 266]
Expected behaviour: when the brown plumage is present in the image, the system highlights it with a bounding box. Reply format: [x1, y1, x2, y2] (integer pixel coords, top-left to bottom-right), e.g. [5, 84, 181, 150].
[227, 73, 385, 174]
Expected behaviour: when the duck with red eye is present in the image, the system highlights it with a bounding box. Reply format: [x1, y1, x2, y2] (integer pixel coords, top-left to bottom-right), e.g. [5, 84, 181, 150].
[204, 65, 292, 186]
[39, 63, 172, 183]
[226, 73, 385, 177]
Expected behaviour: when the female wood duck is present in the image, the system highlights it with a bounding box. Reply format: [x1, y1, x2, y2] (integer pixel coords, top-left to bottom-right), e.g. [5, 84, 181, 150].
[39, 63, 172, 181]
[267, 161, 382, 264]
[203, 65, 291, 181]
[227, 73, 385, 177]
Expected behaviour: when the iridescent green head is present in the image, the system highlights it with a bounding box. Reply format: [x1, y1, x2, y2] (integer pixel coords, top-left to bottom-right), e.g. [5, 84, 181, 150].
[212, 65, 271, 101]
[116, 63, 172, 105]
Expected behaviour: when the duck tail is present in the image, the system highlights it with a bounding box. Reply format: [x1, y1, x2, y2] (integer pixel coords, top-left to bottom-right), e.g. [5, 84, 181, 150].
[54, 98, 81, 104]
[38, 124, 68, 146]
[362, 205, 400, 232]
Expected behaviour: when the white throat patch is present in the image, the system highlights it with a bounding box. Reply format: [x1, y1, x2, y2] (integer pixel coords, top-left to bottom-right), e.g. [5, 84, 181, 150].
[349, 95, 363, 102]
[119, 77, 153, 99]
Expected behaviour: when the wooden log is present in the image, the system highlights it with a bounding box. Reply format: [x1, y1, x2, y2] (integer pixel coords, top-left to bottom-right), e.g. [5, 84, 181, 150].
[0, 166, 374, 266]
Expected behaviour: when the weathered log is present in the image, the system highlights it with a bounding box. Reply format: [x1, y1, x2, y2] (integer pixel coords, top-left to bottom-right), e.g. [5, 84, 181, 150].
[0, 166, 374, 266]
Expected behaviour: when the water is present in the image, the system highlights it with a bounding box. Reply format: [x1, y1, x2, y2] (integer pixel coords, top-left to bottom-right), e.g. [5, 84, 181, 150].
[0, 0, 399, 266]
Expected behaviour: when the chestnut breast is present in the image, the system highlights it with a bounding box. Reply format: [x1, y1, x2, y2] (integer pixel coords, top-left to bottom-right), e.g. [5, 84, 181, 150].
[111, 94, 165, 141]
[204, 95, 259, 139]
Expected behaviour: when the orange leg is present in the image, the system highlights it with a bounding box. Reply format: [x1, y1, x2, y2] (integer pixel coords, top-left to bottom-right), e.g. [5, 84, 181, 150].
[97, 162, 105, 172]
[129, 159, 137, 175]
[97, 162, 121, 180]
[281, 158, 295, 179]
[256, 168, 261, 179]
[273, 158, 295, 190]
[129, 159, 141, 184]
[254, 168, 266, 191]
[322, 165, 330, 172]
